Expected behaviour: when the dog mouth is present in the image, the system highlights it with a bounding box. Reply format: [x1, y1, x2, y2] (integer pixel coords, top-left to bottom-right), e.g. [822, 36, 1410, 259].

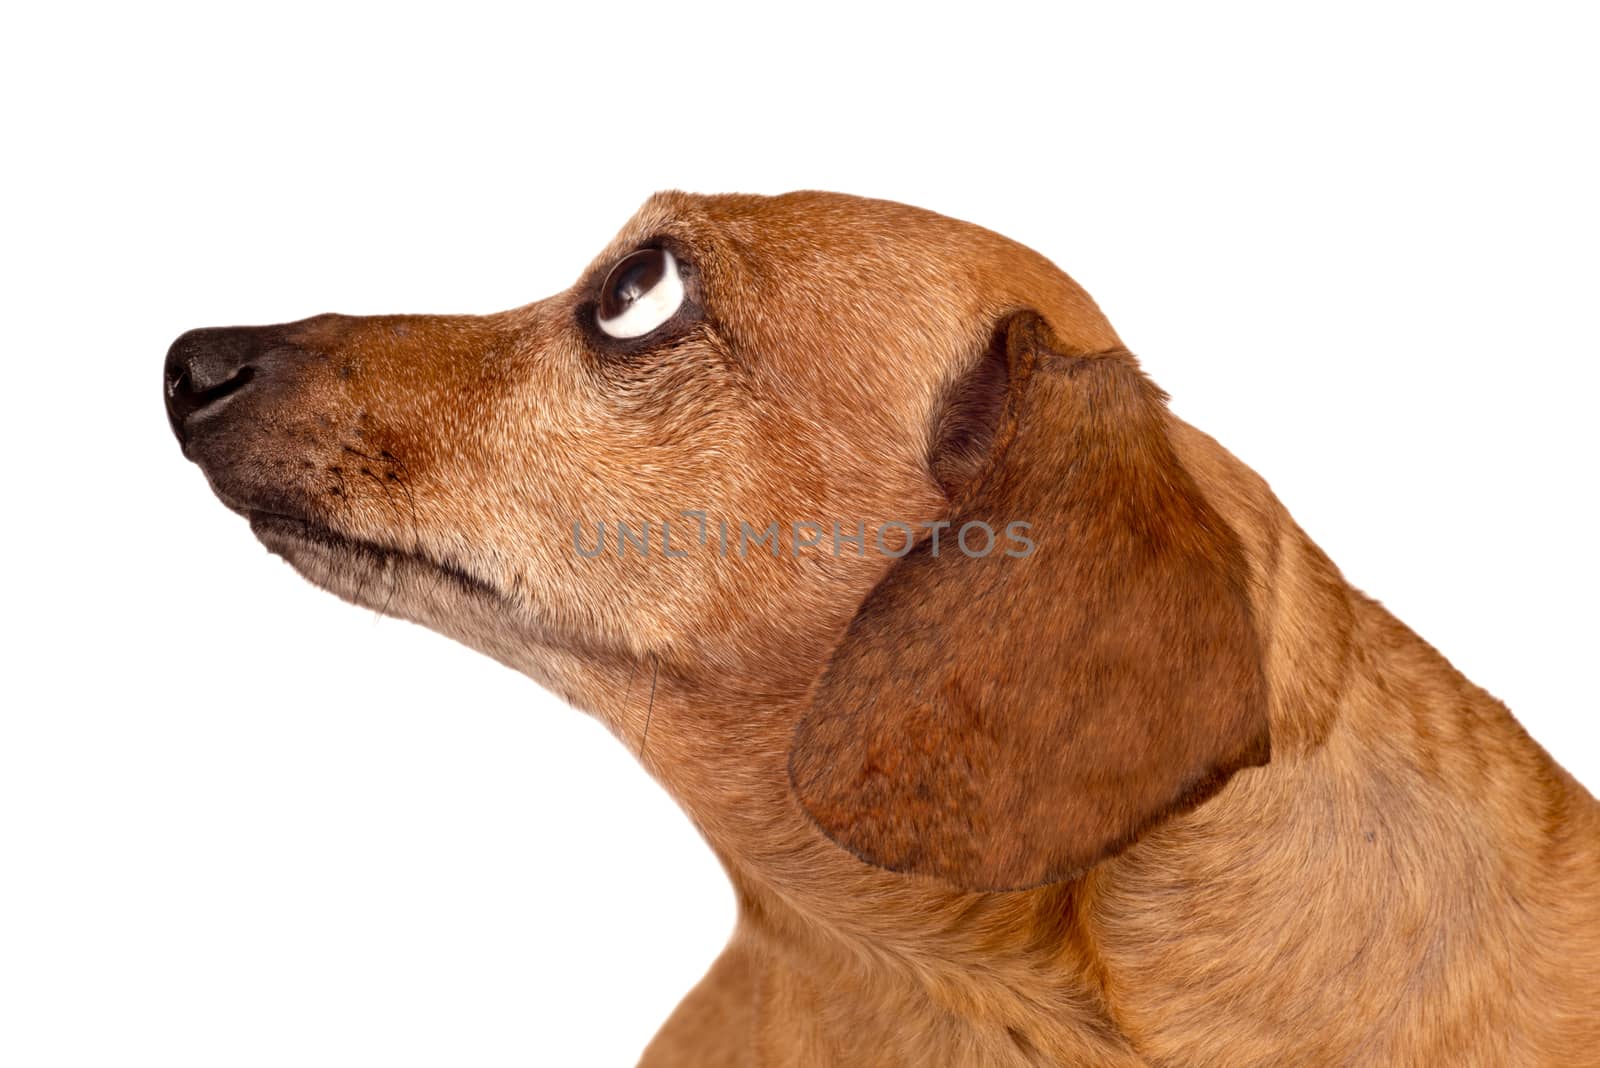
[247, 510, 501, 605]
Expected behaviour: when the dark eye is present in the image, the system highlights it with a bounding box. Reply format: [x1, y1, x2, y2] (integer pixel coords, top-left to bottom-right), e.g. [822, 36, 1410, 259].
[596, 247, 684, 339]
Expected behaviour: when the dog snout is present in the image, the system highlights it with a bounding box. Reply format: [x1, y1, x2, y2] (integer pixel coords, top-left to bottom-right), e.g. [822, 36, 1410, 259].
[163, 326, 282, 448]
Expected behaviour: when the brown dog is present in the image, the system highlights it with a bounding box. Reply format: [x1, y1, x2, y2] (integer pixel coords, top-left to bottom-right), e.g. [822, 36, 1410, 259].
[165, 191, 1600, 1066]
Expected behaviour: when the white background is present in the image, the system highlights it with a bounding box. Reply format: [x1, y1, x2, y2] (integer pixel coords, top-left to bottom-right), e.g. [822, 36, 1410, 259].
[2, 3, 1596, 1065]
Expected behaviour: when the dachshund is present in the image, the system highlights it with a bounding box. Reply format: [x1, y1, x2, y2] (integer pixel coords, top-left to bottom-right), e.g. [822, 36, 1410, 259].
[165, 191, 1600, 1066]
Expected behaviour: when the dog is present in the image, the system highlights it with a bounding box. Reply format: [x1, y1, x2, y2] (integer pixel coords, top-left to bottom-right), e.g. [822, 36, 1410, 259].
[165, 191, 1600, 1066]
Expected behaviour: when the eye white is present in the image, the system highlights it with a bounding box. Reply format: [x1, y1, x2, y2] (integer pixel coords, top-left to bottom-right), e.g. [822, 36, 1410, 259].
[597, 248, 685, 339]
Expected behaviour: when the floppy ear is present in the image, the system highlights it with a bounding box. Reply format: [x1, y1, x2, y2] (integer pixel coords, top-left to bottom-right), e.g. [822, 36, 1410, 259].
[788, 311, 1270, 891]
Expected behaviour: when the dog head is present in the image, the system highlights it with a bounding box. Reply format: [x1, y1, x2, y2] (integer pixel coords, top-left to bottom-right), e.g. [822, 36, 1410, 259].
[166, 191, 1269, 892]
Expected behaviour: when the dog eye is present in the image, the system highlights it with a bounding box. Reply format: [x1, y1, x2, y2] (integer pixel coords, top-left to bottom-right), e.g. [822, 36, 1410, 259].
[596, 247, 684, 339]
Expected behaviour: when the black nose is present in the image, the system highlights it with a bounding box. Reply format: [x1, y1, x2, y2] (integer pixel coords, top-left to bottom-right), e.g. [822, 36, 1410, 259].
[164, 327, 268, 447]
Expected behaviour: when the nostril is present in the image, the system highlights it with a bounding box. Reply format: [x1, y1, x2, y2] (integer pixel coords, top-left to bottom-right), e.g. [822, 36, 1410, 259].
[165, 361, 256, 442]
[164, 324, 283, 448]
[178, 363, 254, 409]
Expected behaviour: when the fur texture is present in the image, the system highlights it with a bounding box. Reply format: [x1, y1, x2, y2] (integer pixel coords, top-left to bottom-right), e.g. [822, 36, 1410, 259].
[167, 191, 1600, 1066]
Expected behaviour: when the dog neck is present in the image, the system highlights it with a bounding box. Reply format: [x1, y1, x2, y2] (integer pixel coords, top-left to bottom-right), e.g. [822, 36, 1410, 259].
[627, 422, 1597, 1064]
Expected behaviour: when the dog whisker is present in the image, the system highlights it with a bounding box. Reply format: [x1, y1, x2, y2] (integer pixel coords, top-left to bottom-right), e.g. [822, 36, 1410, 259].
[639, 654, 659, 762]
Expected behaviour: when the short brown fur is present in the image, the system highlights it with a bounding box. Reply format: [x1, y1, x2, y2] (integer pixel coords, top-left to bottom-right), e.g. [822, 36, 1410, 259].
[170, 191, 1600, 1066]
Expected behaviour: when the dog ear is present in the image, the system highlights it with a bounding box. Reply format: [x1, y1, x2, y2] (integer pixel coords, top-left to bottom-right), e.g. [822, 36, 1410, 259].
[788, 311, 1270, 891]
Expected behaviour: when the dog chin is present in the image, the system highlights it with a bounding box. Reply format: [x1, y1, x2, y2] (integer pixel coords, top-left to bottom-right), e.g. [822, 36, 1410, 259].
[247, 512, 611, 711]
[248, 512, 502, 621]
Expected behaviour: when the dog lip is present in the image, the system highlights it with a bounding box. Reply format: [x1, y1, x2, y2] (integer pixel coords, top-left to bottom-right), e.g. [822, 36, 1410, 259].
[247, 510, 501, 601]
[246, 508, 390, 555]
[245, 508, 317, 531]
